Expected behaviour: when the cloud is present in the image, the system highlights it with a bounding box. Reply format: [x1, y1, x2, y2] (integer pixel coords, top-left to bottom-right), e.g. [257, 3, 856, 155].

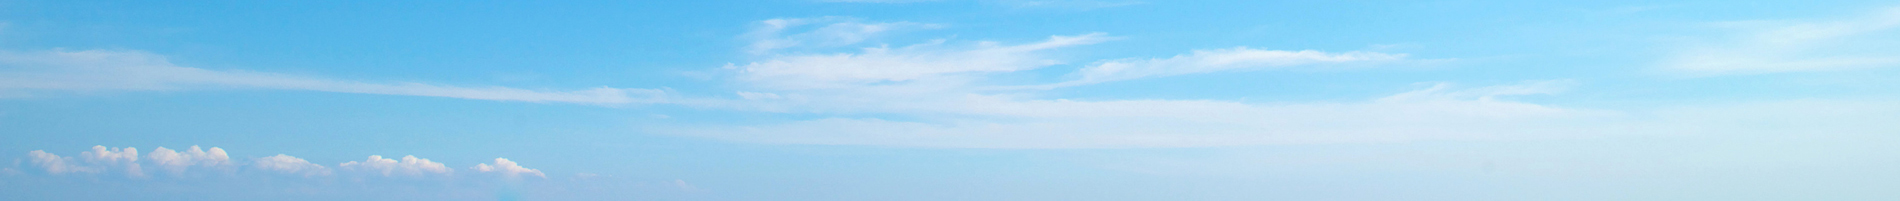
[663, 81, 1606, 148]
[26, 146, 146, 176]
[21, 146, 568, 180]
[338, 155, 453, 177]
[0, 50, 662, 104]
[146, 146, 232, 175]
[814, 0, 940, 3]
[734, 33, 1112, 89]
[1047, 47, 1406, 87]
[815, 0, 1143, 9]
[252, 154, 331, 177]
[1660, 7, 1900, 75]
[80, 146, 143, 177]
[688, 19, 1481, 148]
[471, 158, 545, 178]
[27, 150, 94, 175]
[987, 0, 1142, 9]
[746, 17, 943, 54]
[10, 146, 691, 200]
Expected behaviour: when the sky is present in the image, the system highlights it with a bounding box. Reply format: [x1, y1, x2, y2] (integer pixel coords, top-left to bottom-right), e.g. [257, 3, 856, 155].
[3, 0, 1900, 200]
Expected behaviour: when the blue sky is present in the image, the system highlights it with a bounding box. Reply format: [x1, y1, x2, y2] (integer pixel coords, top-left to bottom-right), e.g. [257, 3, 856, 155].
[4, 0, 1900, 200]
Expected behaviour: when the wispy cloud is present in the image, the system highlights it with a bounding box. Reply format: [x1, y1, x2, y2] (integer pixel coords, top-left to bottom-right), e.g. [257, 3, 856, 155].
[815, 0, 1143, 10]
[1661, 7, 1900, 75]
[746, 17, 944, 54]
[1045, 47, 1406, 88]
[0, 50, 662, 104]
[733, 33, 1113, 89]
[663, 80, 1606, 148]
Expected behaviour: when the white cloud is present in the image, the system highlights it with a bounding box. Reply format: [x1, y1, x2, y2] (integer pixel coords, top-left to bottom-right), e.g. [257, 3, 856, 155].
[734, 33, 1112, 89]
[22, 146, 572, 180]
[692, 21, 1484, 148]
[25, 146, 146, 176]
[1661, 7, 1900, 75]
[146, 146, 232, 175]
[0, 50, 662, 104]
[338, 155, 453, 177]
[253, 154, 331, 177]
[746, 17, 943, 54]
[814, 0, 940, 3]
[27, 150, 94, 175]
[1048, 47, 1405, 87]
[472, 158, 545, 178]
[664, 81, 1607, 148]
[80, 146, 143, 177]
[816, 0, 1142, 9]
[988, 0, 1143, 9]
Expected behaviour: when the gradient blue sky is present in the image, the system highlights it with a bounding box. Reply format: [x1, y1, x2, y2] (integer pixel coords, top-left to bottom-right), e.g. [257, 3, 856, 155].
[5, 0, 1900, 200]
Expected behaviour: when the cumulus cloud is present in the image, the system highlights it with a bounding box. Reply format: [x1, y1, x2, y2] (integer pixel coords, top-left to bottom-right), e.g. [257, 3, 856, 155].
[20, 146, 568, 180]
[146, 146, 232, 175]
[81, 146, 144, 177]
[472, 158, 545, 178]
[338, 155, 453, 177]
[0, 50, 663, 104]
[1660, 7, 1900, 75]
[27, 150, 94, 175]
[1047, 47, 1406, 87]
[25, 146, 146, 176]
[252, 154, 331, 177]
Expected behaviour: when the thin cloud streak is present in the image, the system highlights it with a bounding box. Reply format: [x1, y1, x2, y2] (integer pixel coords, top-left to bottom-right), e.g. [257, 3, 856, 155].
[1660, 6, 1900, 75]
[0, 50, 662, 104]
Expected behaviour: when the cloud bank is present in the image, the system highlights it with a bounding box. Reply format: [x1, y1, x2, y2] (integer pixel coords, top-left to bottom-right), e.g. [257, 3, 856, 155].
[19, 145, 545, 180]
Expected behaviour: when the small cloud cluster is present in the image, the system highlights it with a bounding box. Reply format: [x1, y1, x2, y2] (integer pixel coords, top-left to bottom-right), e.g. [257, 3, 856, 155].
[21, 146, 545, 179]
[147, 146, 232, 175]
[253, 154, 331, 177]
[28, 146, 157, 177]
[339, 155, 454, 177]
[473, 158, 546, 178]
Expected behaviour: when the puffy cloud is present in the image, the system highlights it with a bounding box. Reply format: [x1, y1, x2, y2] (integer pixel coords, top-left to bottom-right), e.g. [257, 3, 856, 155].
[1049, 47, 1405, 87]
[80, 146, 143, 177]
[1660, 7, 1900, 75]
[25, 146, 145, 176]
[146, 146, 232, 175]
[472, 158, 545, 178]
[338, 155, 453, 177]
[20, 146, 566, 180]
[0, 50, 663, 104]
[27, 150, 94, 174]
[252, 154, 331, 177]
